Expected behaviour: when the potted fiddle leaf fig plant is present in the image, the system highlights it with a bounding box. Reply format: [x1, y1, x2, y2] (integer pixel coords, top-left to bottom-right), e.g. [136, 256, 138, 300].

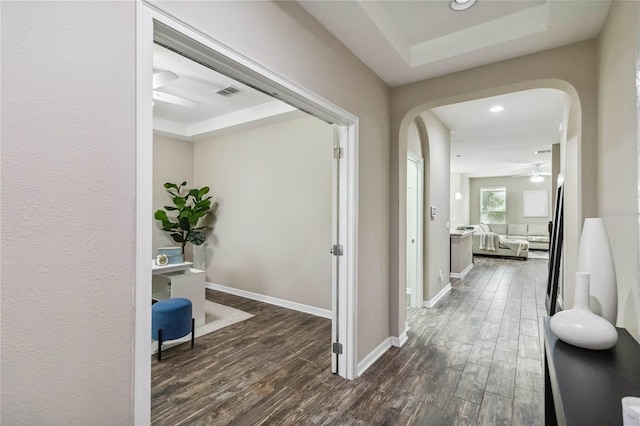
[154, 181, 212, 256]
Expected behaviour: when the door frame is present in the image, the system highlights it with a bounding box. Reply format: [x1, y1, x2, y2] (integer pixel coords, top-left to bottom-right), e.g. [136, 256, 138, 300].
[407, 152, 424, 308]
[135, 2, 359, 423]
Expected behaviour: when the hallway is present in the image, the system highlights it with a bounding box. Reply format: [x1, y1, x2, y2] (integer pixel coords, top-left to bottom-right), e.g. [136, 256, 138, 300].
[398, 256, 547, 424]
[151, 256, 547, 425]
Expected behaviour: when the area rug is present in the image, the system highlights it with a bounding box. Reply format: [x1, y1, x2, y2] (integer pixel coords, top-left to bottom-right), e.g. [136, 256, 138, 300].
[151, 300, 253, 354]
[528, 250, 550, 260]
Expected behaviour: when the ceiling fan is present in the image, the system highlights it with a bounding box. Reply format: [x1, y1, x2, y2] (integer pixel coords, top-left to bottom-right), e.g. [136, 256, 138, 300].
[512, 164, 551, 182]
[152, 70, 200, 108]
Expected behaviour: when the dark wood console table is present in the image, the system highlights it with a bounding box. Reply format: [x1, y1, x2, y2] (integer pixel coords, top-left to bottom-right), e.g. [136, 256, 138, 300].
[544, 316, 640, 425]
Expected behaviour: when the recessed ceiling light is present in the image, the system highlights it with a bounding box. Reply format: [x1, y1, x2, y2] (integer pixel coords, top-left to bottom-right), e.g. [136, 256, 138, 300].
[489, 105, 504, 113]
[450, 0, 476, 11]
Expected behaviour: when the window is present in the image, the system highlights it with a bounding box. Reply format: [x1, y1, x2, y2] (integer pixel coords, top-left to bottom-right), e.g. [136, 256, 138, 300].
[480, 187, 506, 224]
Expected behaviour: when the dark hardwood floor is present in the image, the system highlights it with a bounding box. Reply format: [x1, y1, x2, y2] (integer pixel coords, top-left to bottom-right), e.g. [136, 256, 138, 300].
[151, 256, 548, 425]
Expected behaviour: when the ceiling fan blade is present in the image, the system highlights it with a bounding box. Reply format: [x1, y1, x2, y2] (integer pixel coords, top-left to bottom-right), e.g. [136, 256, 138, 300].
[153, 70, 178, 89]
[153, 91, 200, 108]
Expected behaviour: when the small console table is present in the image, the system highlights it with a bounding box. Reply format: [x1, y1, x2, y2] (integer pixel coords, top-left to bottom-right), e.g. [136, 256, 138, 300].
[544, 316, 640, 425]
[152, 261, 205, 326]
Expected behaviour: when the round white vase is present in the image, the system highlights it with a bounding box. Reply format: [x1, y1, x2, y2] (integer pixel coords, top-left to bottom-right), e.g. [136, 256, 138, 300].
[550, 272, 618, 350]
[576, 218, 617, 325]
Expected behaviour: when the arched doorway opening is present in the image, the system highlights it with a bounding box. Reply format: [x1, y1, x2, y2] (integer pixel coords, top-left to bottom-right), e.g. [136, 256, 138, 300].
[393, 80, 584, 340]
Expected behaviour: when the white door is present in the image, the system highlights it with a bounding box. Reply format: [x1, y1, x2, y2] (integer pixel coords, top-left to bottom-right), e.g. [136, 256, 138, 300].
[406, 154, 424, 309]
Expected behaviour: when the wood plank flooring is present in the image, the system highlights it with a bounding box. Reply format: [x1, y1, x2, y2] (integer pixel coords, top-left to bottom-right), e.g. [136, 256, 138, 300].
[151, 256, 548, 425]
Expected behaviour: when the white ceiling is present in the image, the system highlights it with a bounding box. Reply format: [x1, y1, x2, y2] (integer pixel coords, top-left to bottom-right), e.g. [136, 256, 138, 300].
[153, 44, 305, 141]
[298, 0, 611, 87]
[432, 88, 566, 178]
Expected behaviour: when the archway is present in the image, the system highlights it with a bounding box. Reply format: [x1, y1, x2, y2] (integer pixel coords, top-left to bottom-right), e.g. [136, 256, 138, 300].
[391, 79, 586, 340]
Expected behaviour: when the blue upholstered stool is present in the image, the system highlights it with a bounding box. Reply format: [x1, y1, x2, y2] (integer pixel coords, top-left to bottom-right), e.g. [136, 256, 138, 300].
[151, 298, 194, 361]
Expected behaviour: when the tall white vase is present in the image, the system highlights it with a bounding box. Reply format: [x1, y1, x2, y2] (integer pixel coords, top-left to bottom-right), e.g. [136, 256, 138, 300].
[550, 272, 618, 350]
[576, 218, 617, 325]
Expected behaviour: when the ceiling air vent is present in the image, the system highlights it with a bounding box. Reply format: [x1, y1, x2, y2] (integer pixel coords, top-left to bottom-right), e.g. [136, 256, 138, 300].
[215, 85, 242, 97]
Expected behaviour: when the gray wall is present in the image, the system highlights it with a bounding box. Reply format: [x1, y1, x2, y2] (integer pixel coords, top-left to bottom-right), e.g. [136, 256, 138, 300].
[450, 173, 470, 230]
[420, 111, 451, 301]
[153, 135, 194, 256]
[390, 39, 598, 339]
[194, 116, 333, 310]
[2, 0, 390, 421]
[157, 1, 391, 359]
[4, 0, 640, 421]
[597, 0, 640, 335]
[469, 176, 552, 226]
[2, 2, 136, 422]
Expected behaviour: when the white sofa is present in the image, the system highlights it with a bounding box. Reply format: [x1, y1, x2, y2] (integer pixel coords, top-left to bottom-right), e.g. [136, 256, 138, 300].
[472, 227, 529, 259]
[495, 223, 550, 250]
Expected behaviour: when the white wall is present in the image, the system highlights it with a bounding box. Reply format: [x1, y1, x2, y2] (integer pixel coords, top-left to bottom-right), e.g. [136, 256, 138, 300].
[2, 2, 136, 423]
[194, 116, 333, 310]
[597, 1, 640, 336]
[152, 135, 194, 256]
[469, 176, 552, 225]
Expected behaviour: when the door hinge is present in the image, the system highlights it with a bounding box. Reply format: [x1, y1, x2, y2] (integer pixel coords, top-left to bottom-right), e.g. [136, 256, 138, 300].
[333, 147, 343, 159]
[332, 342, 343, 354]
[331, 244, 343, 256]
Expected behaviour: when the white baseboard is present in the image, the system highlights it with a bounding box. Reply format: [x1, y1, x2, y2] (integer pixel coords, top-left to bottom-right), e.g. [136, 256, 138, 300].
[205, 282, 332, 319]
[358, 337, 392, 377]
[450, 263, 473, 280]
[358, 323, 409, 376]
[424, 283, 452, 308]
[390, 326, 409, 347]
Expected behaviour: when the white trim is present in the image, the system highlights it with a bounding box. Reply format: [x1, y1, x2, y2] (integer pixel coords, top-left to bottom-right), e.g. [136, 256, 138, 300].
[450, 263, 473, 280]
[406, 152, 424, 308]
[143, 0, 359, 382]
[331, 127, 340, 375]
[205, 282, 332, 319]
[357, 338, 392, 377]
[134, 4, 153, 425]
[424, 283, 452, 308]
[390, 325, 409, 347]
[340, 123, 359, 380]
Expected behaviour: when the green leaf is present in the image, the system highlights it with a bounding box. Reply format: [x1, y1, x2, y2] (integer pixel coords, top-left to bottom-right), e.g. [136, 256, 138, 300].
[179, 217, 191, 231]
[154, 210, 168, 221]
[171, 233, 184, 243]
[180, 181, 187, 188]
[188, 189, 200, 199]
[188, 230, 206, 245]
[164, 182, 178, 190]
[195, 200, 211, 209]
[164, 206, 178, 211]
[199, 187, 210, 198]
[173, 196, 186, 209]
